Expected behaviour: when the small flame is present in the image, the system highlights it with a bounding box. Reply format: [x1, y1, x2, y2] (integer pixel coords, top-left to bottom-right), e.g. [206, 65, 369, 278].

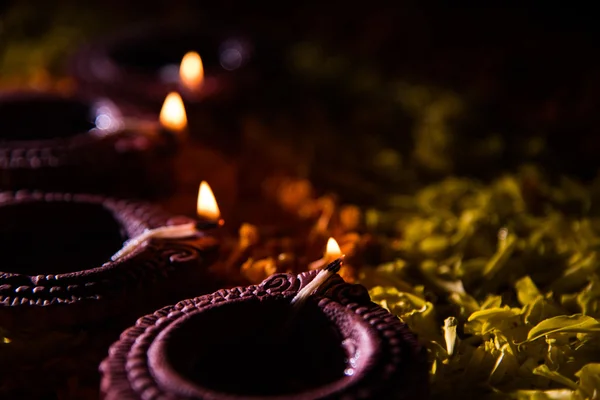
[179, 51, 204, 90]
[325, 237, 343, 259]
[197, 181, 221, 221]
[160, 92, 187, 132]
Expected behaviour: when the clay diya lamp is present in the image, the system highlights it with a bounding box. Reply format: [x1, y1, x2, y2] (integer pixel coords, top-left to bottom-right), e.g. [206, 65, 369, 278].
[0, 190, 219, 397]
[0, 91, 179, 198]
[70, 21, 256, 158]
[100, 270, 429, 399]
[69, 21, 253, 110]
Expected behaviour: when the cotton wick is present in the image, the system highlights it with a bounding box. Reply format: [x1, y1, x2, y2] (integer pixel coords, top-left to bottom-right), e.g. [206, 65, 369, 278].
[291, 257, 344, 307]
[110, 222, 197, 261]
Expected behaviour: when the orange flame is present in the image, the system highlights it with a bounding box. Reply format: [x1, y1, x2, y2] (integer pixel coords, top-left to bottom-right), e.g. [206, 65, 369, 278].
[179, 51, 204, 91]
[197, 181, 221, 221]
[159, 92, 187, 132]
[325, 237, 343, 260]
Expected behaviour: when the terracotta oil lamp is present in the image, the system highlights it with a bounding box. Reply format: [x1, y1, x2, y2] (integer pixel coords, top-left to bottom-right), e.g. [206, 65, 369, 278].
[100, 271, 429, 399]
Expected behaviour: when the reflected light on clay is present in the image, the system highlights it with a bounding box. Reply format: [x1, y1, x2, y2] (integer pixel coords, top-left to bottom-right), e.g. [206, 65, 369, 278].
[95, 114, 113, 130]
[219, 38, 250, 71]
[92, 100, 123, 134]
[220, 48, 242, 71]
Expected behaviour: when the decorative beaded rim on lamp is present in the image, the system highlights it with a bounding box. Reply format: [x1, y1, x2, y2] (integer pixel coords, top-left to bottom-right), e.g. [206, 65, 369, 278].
[0, 190, 217, 331]
[100, 271, 429, 400]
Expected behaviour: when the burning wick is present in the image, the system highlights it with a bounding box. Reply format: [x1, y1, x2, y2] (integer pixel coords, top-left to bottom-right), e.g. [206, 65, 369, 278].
[291, 257, 344, 307]
[111, 181, 222, 261]
[325, 237, 343, 260]
[279, 258, 343, 343]
[179, 51, 204, 92]
[95, 92, 188, 139]
[195, 181, 222, 227]
[308, 237, 343, 270]
[159, 92, 188, 134]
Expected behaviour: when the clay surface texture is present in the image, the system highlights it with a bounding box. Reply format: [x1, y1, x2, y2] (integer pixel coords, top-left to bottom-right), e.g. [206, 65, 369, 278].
[100, 270, 428, 400]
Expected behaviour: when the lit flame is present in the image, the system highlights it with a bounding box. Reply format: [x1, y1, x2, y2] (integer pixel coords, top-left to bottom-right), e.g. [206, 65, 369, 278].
[325, 237, 343, 260]
[159, 92, 187, 132]
[197, 181, 221, 221]
[179, 51, 204, 90]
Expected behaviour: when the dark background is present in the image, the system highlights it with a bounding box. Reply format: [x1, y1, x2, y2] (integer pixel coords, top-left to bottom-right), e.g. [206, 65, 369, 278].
[2, 1, 600, 201]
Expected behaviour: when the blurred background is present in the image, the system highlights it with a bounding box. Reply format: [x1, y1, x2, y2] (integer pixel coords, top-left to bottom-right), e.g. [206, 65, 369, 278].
[2, 1, 600, 207]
